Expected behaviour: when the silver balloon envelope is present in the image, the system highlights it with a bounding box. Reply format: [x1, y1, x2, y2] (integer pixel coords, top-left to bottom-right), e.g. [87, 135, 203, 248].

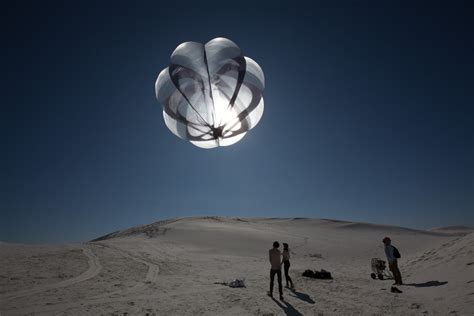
[155, 37, 264, 148]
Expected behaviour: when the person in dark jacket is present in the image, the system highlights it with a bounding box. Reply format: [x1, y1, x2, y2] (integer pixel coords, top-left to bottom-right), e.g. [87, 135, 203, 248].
[282, 243, 294, 289]
[383, 237, 403, 285]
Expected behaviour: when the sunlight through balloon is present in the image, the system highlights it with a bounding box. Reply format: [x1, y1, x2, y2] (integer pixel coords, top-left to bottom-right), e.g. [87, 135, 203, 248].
[155, 38, 265, 148]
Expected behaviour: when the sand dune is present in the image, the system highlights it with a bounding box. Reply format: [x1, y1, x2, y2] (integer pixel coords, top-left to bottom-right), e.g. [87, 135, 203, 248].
[429, 226, 474, 235]
[1, 217, 472, 315]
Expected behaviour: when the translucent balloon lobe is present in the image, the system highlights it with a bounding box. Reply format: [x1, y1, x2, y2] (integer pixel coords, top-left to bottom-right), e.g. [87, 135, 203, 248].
[155, 38, 265, 148]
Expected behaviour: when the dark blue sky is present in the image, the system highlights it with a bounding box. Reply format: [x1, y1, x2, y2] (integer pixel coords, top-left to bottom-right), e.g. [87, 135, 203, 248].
[1, 1, 473, 243]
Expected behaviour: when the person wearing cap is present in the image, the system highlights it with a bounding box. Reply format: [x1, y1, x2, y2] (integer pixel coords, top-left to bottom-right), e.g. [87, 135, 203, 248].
[268, 241, 284, 300]
[383, 237, 403, 285]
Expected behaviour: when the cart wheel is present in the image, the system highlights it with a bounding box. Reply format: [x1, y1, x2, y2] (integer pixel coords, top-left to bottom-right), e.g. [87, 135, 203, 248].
[370, 273, 376, 279]
[377, 273, 384, 280]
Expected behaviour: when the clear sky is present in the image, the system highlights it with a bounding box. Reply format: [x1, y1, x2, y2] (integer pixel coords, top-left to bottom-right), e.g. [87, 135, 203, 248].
[1, 1, 473, 243]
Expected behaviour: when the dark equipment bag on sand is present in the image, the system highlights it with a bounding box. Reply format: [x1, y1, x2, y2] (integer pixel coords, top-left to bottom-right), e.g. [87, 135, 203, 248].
[302, 269, 333, 279]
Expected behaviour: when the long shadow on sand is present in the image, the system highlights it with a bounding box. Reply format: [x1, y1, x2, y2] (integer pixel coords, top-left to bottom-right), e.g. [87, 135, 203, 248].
[271, 297, 303, 316]
[404, 281, 448, 287]
[289, 288, 315, 304]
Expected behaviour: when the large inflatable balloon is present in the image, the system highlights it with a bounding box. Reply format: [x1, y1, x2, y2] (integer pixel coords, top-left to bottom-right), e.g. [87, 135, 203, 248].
[155, 38, 264, 148]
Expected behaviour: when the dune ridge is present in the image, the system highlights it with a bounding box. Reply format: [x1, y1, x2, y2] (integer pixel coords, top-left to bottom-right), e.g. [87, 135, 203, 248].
[1, 216, 472, 315]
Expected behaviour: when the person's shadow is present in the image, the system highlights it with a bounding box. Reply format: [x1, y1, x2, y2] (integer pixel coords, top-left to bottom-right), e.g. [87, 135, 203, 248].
[271, 297, 303, 316]
[289, 288, 315, 304]
[404, 281, 448, 287]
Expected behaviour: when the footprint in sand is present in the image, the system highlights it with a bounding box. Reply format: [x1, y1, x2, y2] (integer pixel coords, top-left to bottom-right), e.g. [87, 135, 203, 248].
[410, 303, 421, 309]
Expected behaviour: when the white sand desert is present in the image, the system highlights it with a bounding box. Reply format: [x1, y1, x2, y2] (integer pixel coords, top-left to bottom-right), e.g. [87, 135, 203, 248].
[1, 217, 473, 315]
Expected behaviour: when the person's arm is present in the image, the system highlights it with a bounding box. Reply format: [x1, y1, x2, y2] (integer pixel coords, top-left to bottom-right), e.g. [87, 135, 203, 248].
[269, 250, 271, 263]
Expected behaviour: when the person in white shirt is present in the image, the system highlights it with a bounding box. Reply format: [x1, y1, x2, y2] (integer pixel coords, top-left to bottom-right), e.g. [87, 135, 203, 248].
[282, 243, 294, 289]
[268, 241, 283, 300]
[383, 237, 403, 285]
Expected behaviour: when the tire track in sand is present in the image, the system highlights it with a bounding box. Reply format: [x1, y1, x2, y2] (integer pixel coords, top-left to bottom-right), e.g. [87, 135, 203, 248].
[89, 242, 160, 300]
[2, 243, 102, 301]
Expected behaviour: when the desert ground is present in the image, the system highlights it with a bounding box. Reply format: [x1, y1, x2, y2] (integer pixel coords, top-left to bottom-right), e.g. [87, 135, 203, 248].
[1, 217, 473, 315]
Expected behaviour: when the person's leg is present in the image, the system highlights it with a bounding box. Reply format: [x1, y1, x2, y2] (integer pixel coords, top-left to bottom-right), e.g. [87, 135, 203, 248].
[287, 262, 294, 288]
[277, 269, 283, 298]
[269, 269, 275, 295]
[389, 261, 402, 285]
[284, 262, 290, 287]
[388, 262, 397, 284]
[393, 261, 403, 285]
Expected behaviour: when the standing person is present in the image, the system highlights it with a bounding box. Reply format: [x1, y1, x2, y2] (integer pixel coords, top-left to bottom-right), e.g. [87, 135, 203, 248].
[268, 241, 284, 300]
[282, 243, 295, 289]
[383, 237, 403, 285]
